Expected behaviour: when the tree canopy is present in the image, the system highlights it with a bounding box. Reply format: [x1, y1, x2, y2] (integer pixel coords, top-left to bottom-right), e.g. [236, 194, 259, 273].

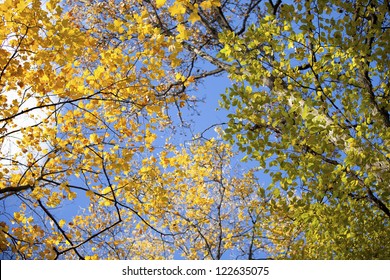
[0, 0, 389, 259]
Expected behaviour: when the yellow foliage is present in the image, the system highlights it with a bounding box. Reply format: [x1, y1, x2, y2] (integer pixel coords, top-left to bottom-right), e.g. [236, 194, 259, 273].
[156, 0, 166, 8]
[1, 0, 386, 261]
[176, 23, 189, 40]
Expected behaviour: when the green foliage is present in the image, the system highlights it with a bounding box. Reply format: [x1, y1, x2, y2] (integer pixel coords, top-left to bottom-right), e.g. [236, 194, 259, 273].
[219, 0, 390, 258]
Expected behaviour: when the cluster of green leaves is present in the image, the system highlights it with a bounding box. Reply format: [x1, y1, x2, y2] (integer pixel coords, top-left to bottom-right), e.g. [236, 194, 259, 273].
[219, 0, 390, 258]
[1, 0, 389, 259]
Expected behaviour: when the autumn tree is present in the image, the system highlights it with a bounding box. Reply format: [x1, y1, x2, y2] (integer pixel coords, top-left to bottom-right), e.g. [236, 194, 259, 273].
[0, 0, 187, 259]
[0, 0, 272, 260]
[1, 0, 389, 259]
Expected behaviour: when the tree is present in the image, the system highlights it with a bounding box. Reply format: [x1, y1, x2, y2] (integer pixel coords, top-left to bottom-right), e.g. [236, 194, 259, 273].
[56, 139, 273, 260]
[0, 0, 182, 259]
[1, 0, 270, 259]
[217, 0, 390, 258]
[1, 0, 389, 259]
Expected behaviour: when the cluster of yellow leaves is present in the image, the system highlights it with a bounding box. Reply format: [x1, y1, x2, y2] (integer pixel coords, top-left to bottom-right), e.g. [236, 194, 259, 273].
[137, 140, 268, 259]
[5, 0, 387, 261]
[0, 0, 274, 260]
[53, 139, 270, 260]
[0, 0, 181, 259]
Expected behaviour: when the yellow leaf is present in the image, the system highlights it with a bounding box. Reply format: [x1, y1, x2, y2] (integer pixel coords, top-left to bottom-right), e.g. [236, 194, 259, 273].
[89, 133, 98, 144]
[156, 0, 166, 8]
[94, 66, 105, 78]
[114, 19, 122, 28]
[67, 191, 77, 200]
[59, 219, 66, 227]
[85, 254, 99, 260]
[145, 130, 157, 148]
[46, 0, 59, 11]
[169, 2, 186, 17]
[176, 24, 189, 40]
[200, 0, 213, 9]
[175, 72, 185, 81]
[103, 200, 112, 206]
[86, 190, 94, 198]
[14, 212, 22, 223]
[188, 11, 201, 24]
[46, 1, 53, 11]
